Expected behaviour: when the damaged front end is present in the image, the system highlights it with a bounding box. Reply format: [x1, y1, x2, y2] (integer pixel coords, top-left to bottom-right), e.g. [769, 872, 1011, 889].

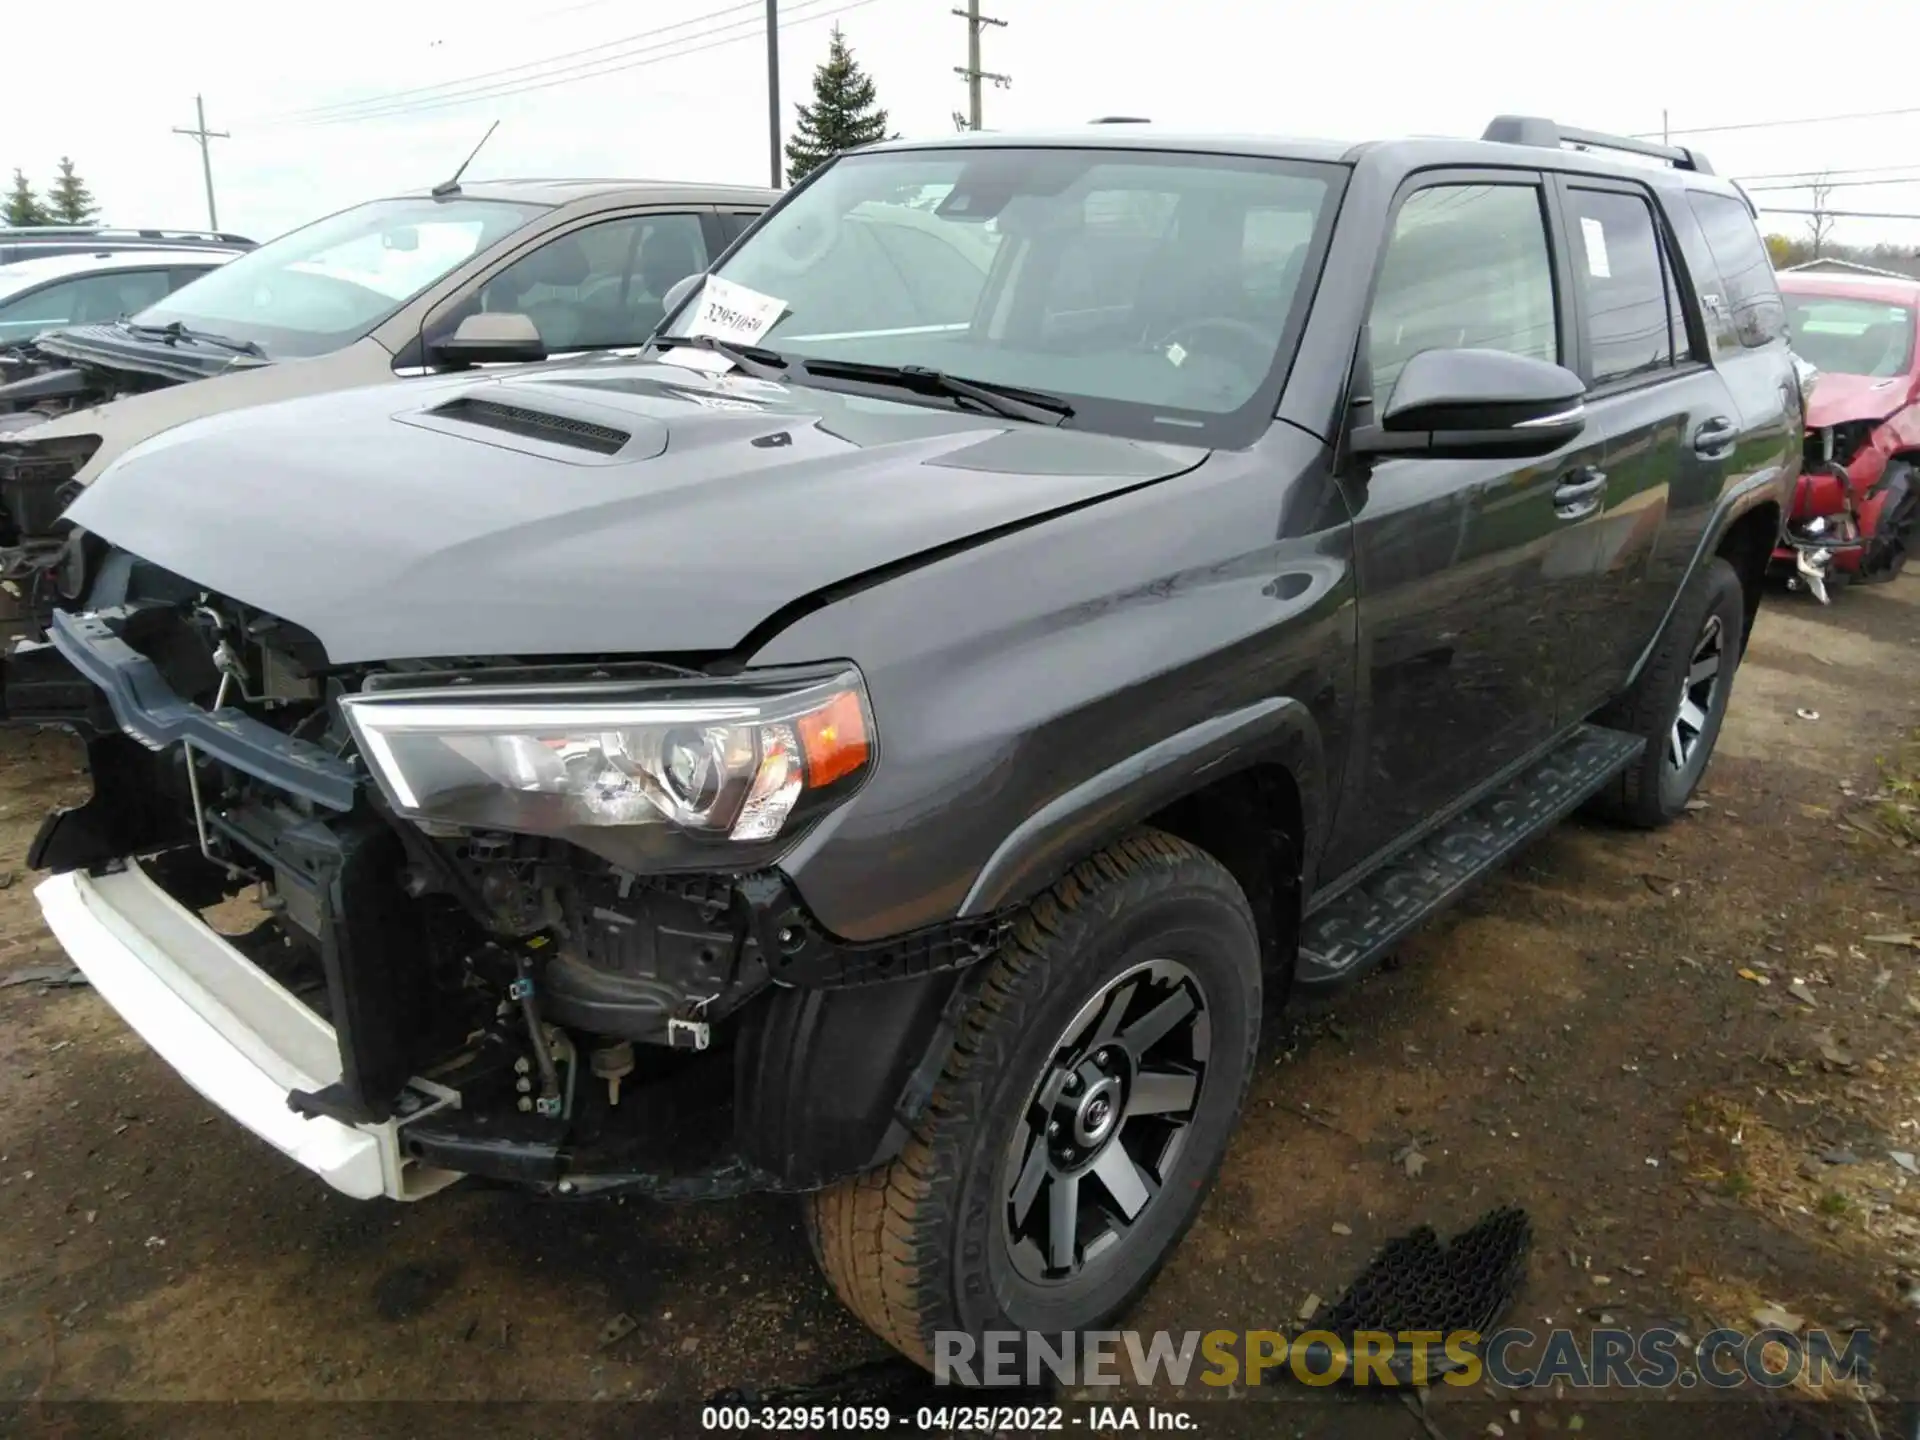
[10, 569, 1006, 1203]
[0, 431, 105, 644]
[1775, 416, 1919, 602]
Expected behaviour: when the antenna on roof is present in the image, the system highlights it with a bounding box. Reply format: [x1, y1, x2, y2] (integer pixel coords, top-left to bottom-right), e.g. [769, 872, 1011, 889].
[433, 120, 499, 198]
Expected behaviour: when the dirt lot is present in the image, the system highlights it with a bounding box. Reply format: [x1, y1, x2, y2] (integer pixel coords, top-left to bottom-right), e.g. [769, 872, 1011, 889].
[1, 575, 1917, 1439]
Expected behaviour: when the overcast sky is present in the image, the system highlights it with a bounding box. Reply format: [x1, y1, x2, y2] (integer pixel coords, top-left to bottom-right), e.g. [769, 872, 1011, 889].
[7, 0, 1919, 250]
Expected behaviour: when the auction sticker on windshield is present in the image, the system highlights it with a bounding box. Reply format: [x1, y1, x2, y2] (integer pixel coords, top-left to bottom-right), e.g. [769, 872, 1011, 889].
[686, 275, 787, 345]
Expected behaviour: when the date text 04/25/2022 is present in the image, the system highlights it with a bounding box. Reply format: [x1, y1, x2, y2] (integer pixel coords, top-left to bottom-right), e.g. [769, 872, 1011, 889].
[697, 1402, 1197, 1431]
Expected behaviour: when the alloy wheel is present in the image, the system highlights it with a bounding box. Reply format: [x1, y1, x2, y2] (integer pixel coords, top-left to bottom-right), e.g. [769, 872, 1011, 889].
[1000, 958, 1211, 1284]
[1668, 612, 1724, 774]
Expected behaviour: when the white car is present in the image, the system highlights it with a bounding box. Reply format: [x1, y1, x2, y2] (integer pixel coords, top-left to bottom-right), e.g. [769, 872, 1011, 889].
[0, 248, 238, 348]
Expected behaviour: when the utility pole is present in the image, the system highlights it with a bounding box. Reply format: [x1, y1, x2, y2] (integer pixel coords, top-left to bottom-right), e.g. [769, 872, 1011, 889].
[766, 0, 782, 187]
[952, 1, 1009, 131]
[172, 94, 229, 232]
[1661, 108, 1670, 145]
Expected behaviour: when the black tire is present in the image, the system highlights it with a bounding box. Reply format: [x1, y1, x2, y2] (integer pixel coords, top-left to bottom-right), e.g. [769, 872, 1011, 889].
[1589, 556, 1745, 828]
[805, 830, 1261, 1371]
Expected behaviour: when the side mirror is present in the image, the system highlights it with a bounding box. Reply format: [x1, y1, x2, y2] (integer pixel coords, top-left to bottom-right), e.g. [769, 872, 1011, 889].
[659, 272, 705, 326]
[1350, 348, 1587, 460]
[432, 312, 547, 369]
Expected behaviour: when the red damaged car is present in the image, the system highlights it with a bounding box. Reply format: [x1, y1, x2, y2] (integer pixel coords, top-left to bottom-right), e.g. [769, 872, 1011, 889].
[1774, 270, 1920, 600]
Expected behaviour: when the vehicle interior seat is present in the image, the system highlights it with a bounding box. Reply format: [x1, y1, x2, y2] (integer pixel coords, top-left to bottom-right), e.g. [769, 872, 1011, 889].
[497, 235, 593, 351]
[625, 225, 705, 339]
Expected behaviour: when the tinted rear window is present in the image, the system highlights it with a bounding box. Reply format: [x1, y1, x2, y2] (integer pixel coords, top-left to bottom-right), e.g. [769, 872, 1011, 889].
[1686, 191, 1786, 350]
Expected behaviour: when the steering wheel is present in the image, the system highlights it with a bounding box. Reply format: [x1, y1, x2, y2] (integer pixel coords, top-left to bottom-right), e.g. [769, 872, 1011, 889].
[1152, 316, 1274, 377]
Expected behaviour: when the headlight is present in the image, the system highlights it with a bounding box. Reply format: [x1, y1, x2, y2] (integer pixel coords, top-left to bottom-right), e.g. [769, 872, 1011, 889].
[340, 667, 873, 848]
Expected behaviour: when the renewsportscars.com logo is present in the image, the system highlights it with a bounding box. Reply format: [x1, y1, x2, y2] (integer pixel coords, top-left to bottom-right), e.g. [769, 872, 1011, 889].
[933, 1326, 1876, 1393]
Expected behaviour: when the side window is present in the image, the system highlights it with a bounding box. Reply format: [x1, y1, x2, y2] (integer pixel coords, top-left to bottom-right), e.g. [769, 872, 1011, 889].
[461, 213, 710, 353]
[0, 280, 81, 335]
[69, 269, 173, 323]
[1367, 184, 1558, 406]
[1565, 188, 1674, 386]
[1687, 191, 1787, 351]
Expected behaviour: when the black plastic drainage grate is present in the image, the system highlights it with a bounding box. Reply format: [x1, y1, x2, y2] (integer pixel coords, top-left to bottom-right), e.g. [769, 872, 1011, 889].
[1303, 1205, 1532, 1385]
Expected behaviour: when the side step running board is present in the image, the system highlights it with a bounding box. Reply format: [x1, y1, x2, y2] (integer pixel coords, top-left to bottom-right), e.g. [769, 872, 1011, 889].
[1295, 724, 1644, 993]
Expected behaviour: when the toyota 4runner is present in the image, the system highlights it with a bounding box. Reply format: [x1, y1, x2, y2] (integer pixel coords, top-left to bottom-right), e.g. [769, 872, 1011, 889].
[2, 116, 1796, 1369]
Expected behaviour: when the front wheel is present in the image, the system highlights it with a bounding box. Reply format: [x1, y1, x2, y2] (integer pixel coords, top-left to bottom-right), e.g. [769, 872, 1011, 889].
[1589, 556, 1746, 828]
[805, 830, 1261, 1371]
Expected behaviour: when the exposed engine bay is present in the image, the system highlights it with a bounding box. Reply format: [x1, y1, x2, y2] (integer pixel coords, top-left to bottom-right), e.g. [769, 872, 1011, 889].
[0, 348, 172, 430]
[13, 556, 1007, 1198]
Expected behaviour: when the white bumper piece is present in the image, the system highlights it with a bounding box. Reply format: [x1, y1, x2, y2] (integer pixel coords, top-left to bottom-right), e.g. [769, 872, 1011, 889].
[35, 862, 460, 1201]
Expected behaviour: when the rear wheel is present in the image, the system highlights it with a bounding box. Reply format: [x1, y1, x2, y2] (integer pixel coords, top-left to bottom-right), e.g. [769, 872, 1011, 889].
[805, 830, 1261, 1370]
[1589, 556, 1745, 828]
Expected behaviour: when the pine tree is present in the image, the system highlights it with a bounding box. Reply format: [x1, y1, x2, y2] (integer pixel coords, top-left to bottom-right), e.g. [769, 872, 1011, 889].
[784, 27, 893, 185]
[4, 170, 48, 227]
[46, 158, 98, 226]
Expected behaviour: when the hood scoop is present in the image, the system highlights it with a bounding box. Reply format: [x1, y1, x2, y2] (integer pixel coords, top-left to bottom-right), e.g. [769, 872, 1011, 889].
[400, 385, 668, 465]
[431, 395, 630, 454]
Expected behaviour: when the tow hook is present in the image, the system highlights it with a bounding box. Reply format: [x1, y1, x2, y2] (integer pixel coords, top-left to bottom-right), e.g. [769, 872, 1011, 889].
[1783, 514, 1848, 606]
[1792, 544, 1834, 605]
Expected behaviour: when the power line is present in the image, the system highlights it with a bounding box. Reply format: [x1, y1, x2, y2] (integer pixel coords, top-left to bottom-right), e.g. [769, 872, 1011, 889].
[1735, 161, 1920, 184]
[261, 0, 880, 129]
[1638, 104, 1920, 139]
[171, 95, 229, 231]
[952, 1, 1008, 132]
[1751, 205, 1920, 221]
[1744, 175, 1920, 194]
[257, 1, 764, 125]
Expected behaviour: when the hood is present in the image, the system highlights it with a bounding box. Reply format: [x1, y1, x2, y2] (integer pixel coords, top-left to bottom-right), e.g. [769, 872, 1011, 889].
[68, 360, 1209, 664]
[32, 323, 265, 386]
[1806, 371, 1912, 429]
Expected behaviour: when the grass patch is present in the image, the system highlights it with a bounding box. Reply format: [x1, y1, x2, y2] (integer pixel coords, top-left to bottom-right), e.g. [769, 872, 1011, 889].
[1873, 728, 1920, 844]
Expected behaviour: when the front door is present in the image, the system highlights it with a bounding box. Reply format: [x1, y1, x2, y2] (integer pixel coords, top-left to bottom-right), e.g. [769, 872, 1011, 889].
[1326, 173, 1601, 876]
[417, 209, 722, 368]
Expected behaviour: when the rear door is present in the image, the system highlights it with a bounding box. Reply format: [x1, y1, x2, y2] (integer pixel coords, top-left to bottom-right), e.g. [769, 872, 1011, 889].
[1546, 175, 1742, 721]
[1329, 171, 1602, 871]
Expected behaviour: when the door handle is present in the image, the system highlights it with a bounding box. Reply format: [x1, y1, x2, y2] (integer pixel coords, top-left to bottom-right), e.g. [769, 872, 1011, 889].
[1553, 465, 1608, 521]
[1693, 415, 1738, 458]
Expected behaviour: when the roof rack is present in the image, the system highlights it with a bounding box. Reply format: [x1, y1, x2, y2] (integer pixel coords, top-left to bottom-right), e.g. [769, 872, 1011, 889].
[1481, 115, 1714, 176]
[1088, 116, 1151, 124]
[0, 225, 255, 244]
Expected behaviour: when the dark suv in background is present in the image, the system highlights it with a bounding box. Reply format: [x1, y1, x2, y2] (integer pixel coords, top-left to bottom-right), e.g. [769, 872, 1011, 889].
[7, 116, 1794, 1371]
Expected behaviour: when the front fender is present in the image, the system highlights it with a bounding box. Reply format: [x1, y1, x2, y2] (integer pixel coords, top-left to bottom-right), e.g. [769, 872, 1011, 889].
[748, 423, 1357, 943]
[957, 697, 1325, 916]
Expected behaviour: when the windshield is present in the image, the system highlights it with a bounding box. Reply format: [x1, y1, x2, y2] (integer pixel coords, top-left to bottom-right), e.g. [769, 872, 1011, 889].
[131, 197, 546, 359]
[665, 146, 1341, 442]
[1784, 294, 1916, 379]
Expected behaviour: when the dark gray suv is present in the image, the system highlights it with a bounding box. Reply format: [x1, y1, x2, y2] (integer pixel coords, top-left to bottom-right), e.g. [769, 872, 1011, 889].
[5, 116, 1795, 1372]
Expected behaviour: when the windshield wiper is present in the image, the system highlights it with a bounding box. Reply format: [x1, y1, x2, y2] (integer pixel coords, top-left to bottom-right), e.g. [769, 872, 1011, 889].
[798, 360, 1073, 426]
[648, 334, 788, 379]
[120, 319, 265, 358]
